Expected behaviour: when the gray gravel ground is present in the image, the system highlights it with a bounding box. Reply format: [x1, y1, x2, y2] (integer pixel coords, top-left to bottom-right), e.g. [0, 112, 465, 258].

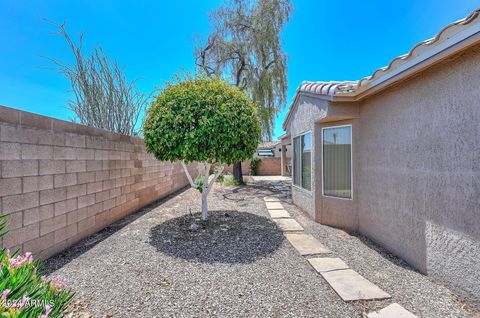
[45, 181, 476, 318]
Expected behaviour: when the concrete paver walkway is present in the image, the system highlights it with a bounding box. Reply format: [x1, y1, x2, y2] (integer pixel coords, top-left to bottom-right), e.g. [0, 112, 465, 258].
[268, 209, 291, 218]
[307, 257, 349, 272]
[321, 269, 391, 301]
[250, 176, 291, 182]
[263, 197, 391, 303]
[255, 178, 473, 317]
[272, 218, 304, 232]
[262, 193, 403, 315]
[265, 201, 284, 210]
[285, 234, 330, 255]
[264, 196, 281, 202]
[367, 303, 418, 318]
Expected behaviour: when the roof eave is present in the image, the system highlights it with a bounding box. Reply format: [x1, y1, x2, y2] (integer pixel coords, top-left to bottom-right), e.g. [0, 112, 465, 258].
[282, 18, 480, 131]
[281, 92, 335, 130]
[354, 23, 480, 100]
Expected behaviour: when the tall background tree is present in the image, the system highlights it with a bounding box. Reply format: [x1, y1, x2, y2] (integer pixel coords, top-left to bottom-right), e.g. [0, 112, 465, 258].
[195, 0, 292, 182]
[48, 22, 149, 136]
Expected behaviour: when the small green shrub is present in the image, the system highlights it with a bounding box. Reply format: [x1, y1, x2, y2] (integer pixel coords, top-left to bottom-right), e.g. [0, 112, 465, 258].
[213, 171, 241, 186]
[249, 157, 261, 176]
[215, 173, 225, 184]
[0, 214, 74, 317]
[194, 176, 206, 193]
[222, 174, 241, 186]
[0, 214, 7, 238]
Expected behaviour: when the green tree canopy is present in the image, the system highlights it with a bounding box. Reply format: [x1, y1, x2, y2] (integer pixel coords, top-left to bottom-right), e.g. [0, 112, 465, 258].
[144, 77, 261, 165]
[144, 76, 261, 222]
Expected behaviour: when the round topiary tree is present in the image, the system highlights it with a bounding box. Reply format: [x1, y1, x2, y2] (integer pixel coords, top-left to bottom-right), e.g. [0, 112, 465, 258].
[143, 76, 261, 222]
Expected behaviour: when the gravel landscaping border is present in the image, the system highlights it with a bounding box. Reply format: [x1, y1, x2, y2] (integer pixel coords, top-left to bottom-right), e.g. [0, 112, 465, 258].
[44, 181, 477, 317]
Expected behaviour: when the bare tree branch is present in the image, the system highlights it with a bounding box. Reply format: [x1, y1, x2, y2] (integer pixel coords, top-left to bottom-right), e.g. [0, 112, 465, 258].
[47, 20, 149, 136]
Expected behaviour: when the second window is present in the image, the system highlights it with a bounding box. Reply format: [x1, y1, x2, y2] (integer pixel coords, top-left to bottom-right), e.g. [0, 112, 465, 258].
[293, 132, 311, 191]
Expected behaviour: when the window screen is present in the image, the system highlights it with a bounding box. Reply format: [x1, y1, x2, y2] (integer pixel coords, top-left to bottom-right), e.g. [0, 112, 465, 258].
[293, 132, 311, 190]
[323, 126, 352, 199]
[301, 133, 311, 190]
[293, 136, 301, 186]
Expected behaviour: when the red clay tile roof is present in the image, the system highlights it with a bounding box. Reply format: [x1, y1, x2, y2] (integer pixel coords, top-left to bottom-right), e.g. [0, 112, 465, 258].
[297, 81, 358, 97]
[258, 141, 280, 149]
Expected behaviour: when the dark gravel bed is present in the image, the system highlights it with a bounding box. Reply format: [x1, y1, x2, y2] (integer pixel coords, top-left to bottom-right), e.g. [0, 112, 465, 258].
[44, 181, 475, 317]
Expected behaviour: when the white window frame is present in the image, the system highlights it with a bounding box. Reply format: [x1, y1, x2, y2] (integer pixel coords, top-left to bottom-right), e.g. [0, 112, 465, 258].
[292, 130, 312, 192]
[321, 124, 353, 200]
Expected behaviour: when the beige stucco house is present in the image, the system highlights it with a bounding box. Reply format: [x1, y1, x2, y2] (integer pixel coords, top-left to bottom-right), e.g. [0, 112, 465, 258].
[281, 9, 480, 303]
[258, 141, 292, 175]
[258, 141, 281, 157]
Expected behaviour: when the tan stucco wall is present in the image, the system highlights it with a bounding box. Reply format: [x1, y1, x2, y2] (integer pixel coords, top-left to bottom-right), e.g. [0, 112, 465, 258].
[286, 94, 330, 218]
[357, 45, 480, 302]
[286, 94, 360, 226]
[315, 120, 359, 231]
[272, 143, 291, 158]
[223, 157, 281, 176]
[285, 44, 480, 303]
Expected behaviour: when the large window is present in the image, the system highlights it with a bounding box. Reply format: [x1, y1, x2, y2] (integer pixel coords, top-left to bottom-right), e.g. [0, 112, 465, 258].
[322, 125, 352, 199]
[293, 132, 311, 191]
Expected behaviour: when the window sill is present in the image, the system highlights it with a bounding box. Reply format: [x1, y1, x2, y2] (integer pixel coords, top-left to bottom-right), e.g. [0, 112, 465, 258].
[292, 184, 313, 196]
[322, 194, 353, 201]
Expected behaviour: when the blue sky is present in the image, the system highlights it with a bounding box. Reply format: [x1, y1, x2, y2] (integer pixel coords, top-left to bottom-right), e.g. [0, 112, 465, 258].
[0, 0, 478, 139]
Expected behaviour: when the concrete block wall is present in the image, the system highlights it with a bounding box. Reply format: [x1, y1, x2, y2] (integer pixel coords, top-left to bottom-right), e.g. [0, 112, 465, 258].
[224, 161, 251, 175]
[0, 105, 196, 259]
[257, 157, 281, 176]
[224, 157, 281, 176]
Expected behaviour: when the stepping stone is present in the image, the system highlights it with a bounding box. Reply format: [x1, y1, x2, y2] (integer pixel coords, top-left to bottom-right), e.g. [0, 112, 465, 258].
[286, 234, 330, 255]
[268, 209, 291, 219]
[264, 196, 280, 202]
[367, 303, 418, 318]
[273, 218, 304, 232]
[307, 257, 348, 272]
[265, 202, 283, 210]
[320, 269, 391, 301]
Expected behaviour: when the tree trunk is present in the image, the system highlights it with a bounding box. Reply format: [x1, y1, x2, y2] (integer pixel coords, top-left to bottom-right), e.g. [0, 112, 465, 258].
[201, 193, 208, 222]
[232, 162, 244, 184]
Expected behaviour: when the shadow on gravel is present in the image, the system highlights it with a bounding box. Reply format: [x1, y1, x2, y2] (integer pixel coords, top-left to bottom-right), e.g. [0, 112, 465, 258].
[149, 210, 285, 264]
